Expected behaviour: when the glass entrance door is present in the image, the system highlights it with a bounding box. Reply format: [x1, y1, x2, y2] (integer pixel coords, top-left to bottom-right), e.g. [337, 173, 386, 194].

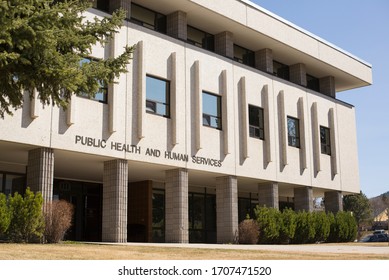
[189, 192, 216, 243]
[54, 180, 102, 242]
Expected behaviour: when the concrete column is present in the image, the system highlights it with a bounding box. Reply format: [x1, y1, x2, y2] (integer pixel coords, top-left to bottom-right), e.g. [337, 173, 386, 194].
[294, 186, 313, 212]
[27, 148, 54, 205]
[255, 48, 273, 73]
[324, 191, 343, 213]
[167, 11, 187, 40]
[110, 0, 131, 19]
[258, 182, 279, 209]
[290, 63, 307, 87]
[215, 31, 234, 58]
[165, 168, 189, 243]
[319, 76, 336, 98]
[216, 176, 238, 243]
[102, 159, 128, 243]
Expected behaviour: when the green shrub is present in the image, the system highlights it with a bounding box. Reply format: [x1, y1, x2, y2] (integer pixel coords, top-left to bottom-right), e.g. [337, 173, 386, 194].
[328, 211, 357, 242]
[279, 208, 296, 244]
[253, 206, 357, 244]
[327, 212, 337, 242]
[254, 206, 281, 244]
[291, 211, 316, 244]
[7, 188, 44, 243]
[238, 219, 259, 244]
[313, 211, 331, 242]
[0, 193, 11, 237]
[336, 211, 357, 242]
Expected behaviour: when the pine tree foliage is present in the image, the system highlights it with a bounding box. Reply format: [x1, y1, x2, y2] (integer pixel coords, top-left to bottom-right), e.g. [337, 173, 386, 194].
[0, 0, 134, 118]
[343, 191, 372, 227]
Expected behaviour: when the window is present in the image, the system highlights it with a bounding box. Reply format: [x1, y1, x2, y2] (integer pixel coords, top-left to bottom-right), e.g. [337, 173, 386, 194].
[79, 58, 108, 103]
[273, 61, 290, 81]
[320, 126, 331, 155]
[187, 26, 215, 51]
[249, 105, 264, 140]
[91, 0, 109, 13]
[234, 45, 255, 67]
[146, 75, 170, 117]
[287, 116, 300, 148]
[0, 172, 25, 196]
[202, 91, 222, 129]
[307, 74, 320, 92]
[131, 3, 167, 33]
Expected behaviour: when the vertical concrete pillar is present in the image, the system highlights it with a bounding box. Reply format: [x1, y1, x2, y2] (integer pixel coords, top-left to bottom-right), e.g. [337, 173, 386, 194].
[110, 0, 131, 19]
[320, 76, 336, 98]
[102, 159, 128, 243]
[294, 186, 313, 212]
[167, 11, 187, 40]
[258, 182, 279, 209]
[215, 31, 234, 58]
[255, 48, 273, 73]
[290, 63, 307, 86]
[27, 148, 54, 205]
[165, 169, 189, 243]
[216, 176, 238, 243]
[324, 191, 343, 213]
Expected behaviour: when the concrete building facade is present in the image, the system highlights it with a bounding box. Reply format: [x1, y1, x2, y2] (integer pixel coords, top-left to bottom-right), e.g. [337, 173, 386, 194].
[0, 0, 372, 243]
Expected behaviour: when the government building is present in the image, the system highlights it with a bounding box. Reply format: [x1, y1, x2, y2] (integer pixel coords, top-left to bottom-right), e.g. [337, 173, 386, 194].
[0, 0, 372, 243]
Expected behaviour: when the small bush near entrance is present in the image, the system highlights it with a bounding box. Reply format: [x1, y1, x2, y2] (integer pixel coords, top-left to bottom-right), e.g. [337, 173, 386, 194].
[44, 200, 74, 243]
[254, 206, 357, 244]
[238, 219, 259, 244]
[7, 188, 44, 243]
[255, 207, 282, 244]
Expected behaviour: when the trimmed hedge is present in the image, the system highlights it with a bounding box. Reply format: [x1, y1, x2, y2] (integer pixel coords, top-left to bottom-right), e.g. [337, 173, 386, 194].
[254, 206, 357, 244]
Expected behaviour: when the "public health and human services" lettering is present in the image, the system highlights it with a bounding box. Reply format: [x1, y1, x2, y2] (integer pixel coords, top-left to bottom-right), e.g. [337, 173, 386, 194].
[75, 135, 222, 167]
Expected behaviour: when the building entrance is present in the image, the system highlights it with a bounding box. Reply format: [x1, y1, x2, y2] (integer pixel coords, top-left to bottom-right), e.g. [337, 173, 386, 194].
[189, 192, 216, 243]
[53, 179, 102, 242]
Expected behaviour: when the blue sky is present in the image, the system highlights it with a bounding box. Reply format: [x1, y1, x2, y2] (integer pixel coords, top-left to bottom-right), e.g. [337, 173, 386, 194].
[251, 0, 389, 198]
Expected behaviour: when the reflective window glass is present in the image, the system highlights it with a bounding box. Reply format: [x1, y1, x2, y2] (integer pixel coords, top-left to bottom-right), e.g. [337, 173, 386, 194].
[202, 92, 222, 129]
[146, 75, 170, 117]
[287, 116, 300, 148]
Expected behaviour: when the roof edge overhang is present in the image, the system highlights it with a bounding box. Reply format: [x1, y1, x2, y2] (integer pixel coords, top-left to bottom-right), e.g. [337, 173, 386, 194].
[126, 0, 374, 91]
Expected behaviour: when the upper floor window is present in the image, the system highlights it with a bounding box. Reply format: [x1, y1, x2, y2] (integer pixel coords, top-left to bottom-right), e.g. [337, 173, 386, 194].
[203, 91, 222, 129]
[307, 74, 320, 92]
[78, 58, 108, 103]
[320, 126, 331, 155]
[273, 61, 290, 81]
[146, 75, 170, 117]
[249, 105, 264, 140]
[131, 3, 167, 33]
[91, 0, 109, 13]
[187, 26, 215, 51]
[287, 116, 300, 148]
[234, 45, 255, 67]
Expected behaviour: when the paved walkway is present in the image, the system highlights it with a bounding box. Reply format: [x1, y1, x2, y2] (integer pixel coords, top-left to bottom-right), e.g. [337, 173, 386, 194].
[97, 242, 389, 255]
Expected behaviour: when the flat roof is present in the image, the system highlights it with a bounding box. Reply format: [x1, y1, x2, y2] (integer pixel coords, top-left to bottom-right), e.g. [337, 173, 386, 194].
[127, 0, 374, 91]
[241, 0, 372, 68]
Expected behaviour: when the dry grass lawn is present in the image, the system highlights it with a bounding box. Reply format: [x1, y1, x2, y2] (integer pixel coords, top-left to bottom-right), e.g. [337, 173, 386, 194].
[0, 242, 388, 260]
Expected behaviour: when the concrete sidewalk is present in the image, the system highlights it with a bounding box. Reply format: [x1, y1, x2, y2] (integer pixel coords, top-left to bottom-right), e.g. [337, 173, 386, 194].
[96, 242, 389, 256]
